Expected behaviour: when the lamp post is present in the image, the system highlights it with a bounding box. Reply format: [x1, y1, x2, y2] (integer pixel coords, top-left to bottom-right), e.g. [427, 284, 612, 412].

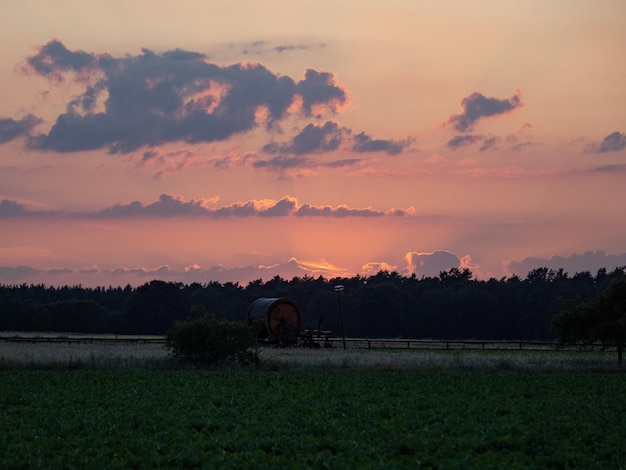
[334, 284, 346, 350]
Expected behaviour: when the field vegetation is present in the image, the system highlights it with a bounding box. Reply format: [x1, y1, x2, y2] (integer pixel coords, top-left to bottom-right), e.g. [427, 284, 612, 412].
[2, 364, 624, 468]
[1, 343, 625, 468]
[0, 338, 619, 371]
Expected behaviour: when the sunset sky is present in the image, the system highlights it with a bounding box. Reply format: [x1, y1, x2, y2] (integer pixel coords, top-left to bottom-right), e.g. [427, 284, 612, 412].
[1, 0, 625, 287]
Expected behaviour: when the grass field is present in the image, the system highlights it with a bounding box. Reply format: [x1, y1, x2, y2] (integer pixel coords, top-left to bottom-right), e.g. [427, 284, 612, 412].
[1, 342, 625, 468]
[0, 338, 620, 371]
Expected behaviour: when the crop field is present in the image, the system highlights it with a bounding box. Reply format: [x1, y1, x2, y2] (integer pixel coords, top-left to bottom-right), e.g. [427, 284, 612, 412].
[2, 368, 625, 468]
[1, 342, 625, 468]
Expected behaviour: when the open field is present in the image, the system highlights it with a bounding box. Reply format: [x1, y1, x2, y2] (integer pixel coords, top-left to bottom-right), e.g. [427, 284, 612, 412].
[1, 340, 624, 467]
[0, 340, 172, 369]
[0, 336, 620, 371]
[1, 368, 625, 468]
[260, 348, 620, 371]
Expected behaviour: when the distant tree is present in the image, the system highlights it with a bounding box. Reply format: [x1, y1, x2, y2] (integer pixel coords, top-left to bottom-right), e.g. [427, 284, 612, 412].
[46, 299, 109, 333]
[124, 280, 190, 334]
[439, 267, 472, 282]
[553, 274, 626, 365]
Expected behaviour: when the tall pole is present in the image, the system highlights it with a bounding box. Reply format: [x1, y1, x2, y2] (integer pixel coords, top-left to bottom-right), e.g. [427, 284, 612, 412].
[334, 285, 346, 350]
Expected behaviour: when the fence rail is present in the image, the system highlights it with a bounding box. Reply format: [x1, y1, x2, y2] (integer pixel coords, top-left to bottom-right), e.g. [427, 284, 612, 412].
[0, 333, 166, 344]
[323, 338, 603, 352]
[0, 332, 603, 351]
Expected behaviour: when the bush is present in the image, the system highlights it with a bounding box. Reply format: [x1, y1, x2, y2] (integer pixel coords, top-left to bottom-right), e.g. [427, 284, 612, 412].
[165, 314, 258, 366]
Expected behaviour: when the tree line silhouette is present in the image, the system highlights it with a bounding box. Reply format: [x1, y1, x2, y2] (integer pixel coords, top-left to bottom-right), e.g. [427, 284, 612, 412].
[0, 266, 623, 340]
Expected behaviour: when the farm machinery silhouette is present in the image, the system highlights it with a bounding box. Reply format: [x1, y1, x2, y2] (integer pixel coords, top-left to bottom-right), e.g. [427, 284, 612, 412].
[246, 297, 332, 349]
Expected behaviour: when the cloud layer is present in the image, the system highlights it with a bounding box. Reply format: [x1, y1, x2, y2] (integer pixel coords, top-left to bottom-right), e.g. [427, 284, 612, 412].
[0, 195, 414, 219]
[0, 251, 464, 286]
[507, 250, 626, 277]
[260, 120, 413, 168]
[21, 40, 349, 153]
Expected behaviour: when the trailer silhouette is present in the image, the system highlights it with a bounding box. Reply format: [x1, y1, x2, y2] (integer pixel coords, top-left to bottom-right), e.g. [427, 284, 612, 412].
[246, 297, 332, 348]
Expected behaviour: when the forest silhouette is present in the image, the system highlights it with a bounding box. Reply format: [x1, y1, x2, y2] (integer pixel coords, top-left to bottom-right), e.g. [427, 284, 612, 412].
[1, 267, 623, 340]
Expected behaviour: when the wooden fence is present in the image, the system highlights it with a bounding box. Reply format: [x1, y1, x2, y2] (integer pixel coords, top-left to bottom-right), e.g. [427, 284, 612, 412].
[0, 332, 165, 344]
[0, 332, 602, 351]
[323, 338, 603, 351]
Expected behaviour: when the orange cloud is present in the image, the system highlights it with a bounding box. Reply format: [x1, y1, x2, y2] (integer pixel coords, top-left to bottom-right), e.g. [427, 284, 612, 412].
[291, 257, 350, 277]
[361, 261, 397, 276]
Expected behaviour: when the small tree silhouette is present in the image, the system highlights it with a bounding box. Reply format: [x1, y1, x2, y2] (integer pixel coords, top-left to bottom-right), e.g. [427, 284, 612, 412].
[166, 314, 258, 366]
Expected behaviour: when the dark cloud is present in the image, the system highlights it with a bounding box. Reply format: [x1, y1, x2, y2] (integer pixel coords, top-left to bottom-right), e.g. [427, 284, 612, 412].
[405, 250, 461, 278]
[262, 121, 411, 162]
[93, 194, 214, 217]
[0, 259, 313, 286]
[588, 164, 626, 173]
[0, 198, 58, 217]
[251, 154, 362, 171]
[445, 91, 523, 132]
[0, 265, 40, 282]
[241, 41, 267, 55]
[294, 69, 348, 116]
[351, 132, 412, 155]
[138, 148, 197, 178]
[24, 39, 96, 80]
[323, 158, 361, 168]
[239, 41, 325, 56]
[253, 155, 312, 170]
[447, 134, 482, 149]
[263, 121, 348, 155]
[275, 43, 326, 53]
[0, 115, 42, 143]
[295, 204, 385, 218]
[0, 194, 414, 219]
[0, 199, 27, 217]
[0, 194, 415, 219]
[258, 197, 297, 217]
[388, 208, 414, 217]
[48, 267, 73, 276]
[292, 121, 345, 154]
[21, 40, 350, 154]
[586, 131, 626, 153]
[510, 141, 535, 152]
[448, 121, 533, 152]
[83, 194, 411, 219]
[447, 133, 499, 151]
[507, 250, 626, 278]
[479, 135, 499, 151]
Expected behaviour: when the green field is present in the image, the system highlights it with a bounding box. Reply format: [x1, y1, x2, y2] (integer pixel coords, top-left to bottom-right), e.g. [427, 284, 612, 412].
[1, 368, 625, 469]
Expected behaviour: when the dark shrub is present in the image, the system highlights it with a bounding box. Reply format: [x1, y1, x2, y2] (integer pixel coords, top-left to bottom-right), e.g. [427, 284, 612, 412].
[165, 314, 258, 366]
